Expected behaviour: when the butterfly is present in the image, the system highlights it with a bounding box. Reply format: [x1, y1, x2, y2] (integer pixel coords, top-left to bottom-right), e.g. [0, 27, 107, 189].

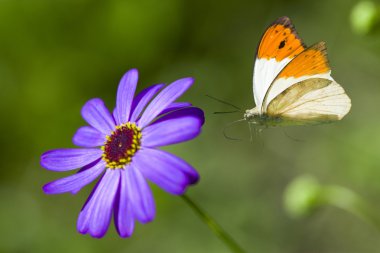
[244, 16, 351, 127]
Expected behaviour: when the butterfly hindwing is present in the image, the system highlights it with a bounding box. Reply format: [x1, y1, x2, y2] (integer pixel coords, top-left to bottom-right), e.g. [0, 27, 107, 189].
[253, 16, 306, 110]
[267, 78, 351, 124]
[267, 78, 332, 115]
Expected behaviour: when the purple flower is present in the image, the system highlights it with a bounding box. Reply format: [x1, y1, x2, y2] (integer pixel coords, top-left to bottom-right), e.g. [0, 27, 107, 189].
[41, 69, 204, 238]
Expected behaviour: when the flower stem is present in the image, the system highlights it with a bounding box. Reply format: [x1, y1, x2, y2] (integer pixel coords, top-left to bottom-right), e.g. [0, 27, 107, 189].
[181, 194, 246, 253]
[323, 185, 380, 232]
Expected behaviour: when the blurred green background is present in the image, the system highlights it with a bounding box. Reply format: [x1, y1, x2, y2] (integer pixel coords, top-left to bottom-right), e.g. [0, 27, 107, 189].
[1, 0, 380, 252]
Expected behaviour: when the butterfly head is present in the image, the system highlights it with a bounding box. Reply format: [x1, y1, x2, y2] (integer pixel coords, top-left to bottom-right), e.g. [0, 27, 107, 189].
[244, 107, 261, 122]
[244, 106, 285, 128]
[244, 107, 270, 127]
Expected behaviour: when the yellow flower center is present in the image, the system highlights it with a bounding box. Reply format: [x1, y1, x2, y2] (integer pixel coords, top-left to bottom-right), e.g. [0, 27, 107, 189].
[101, 123, 142, 169]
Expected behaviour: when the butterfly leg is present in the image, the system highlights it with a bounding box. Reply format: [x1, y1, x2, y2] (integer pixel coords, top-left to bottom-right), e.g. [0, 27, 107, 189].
[248, 121, 254, 142]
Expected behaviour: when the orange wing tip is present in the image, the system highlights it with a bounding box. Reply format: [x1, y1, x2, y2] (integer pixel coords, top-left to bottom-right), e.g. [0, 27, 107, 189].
[271, 17, 306, 45]
[278, 41, 331, 78]
[257, 17, 306, 61]
[271, 17, 297, 34]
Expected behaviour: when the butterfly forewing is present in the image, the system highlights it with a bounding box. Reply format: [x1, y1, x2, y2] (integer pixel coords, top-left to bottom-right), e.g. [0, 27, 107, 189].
[253, 16, 306, 110]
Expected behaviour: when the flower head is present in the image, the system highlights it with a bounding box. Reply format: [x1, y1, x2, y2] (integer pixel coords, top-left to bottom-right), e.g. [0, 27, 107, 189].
[41, 69, 204, 238]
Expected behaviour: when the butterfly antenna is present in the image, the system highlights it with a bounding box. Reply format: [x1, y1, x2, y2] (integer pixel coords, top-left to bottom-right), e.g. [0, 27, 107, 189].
[248, 121, 254, 142]
[206, 94, 242, 111]
[213, 110, 240, 114]
[282, 130, 305, 142]
[222, 118, 246, 141]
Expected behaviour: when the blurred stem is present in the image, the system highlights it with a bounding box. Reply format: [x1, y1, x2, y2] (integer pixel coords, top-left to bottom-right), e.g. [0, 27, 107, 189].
[181, 194, 246, 253]
[323, 185, 380, 232]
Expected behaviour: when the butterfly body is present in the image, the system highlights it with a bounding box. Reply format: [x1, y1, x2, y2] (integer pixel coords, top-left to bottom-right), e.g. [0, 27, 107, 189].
[244, 109, 284, 127]
[244, 108, 339, 127]
[247, 17, 351, 127]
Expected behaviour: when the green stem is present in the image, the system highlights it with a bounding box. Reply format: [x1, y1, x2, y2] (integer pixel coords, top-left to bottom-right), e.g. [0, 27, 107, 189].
[181, 194, 246, 253]
[323, 185, 380, 232]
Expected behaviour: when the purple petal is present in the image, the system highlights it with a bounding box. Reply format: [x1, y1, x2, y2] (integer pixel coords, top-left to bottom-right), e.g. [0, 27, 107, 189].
[112, 108, 118, 125]
[81, 98, 115, 135]
[142, 107, 204, 147]
[158, 102, 192, 116]
[43, 160, 106, 194]
[114, 170, 135, 238]
[115, 69, 138, 125]
[138, 77, 194, 128]
[129, 84, 164, 122]
[73, 126, 105, 147]
[133, 148, 199, 195]
[40, 148, 102, 171]
[125, 165, 155, 223]
[69, 159, 100, 194]
[77, 169, 120, 238]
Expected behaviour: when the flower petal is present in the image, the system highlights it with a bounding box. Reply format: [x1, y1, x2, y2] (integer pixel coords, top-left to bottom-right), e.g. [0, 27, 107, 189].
[129, 84, 164, 122]
[69, 160, 101, 194]
[115, 69, 138, 125]
[77, 169, 120, 238]
[81, 98, 115, 135]
[142, 107, 204, 147]
[73, 126, 105, 147]
[138, 77, 194, 128]
[114, 170, 135, 238]
[43, 160, 106, 194]
[158, 102, 192, 116]
[40, 148, 102, 171]
[125, 165, 155, 223]
[133, 148, 199, 195]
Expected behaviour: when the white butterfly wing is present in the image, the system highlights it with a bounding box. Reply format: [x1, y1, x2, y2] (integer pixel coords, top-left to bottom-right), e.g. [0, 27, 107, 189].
[266, 77, 351, 124]
[279, 80, 351, 121]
